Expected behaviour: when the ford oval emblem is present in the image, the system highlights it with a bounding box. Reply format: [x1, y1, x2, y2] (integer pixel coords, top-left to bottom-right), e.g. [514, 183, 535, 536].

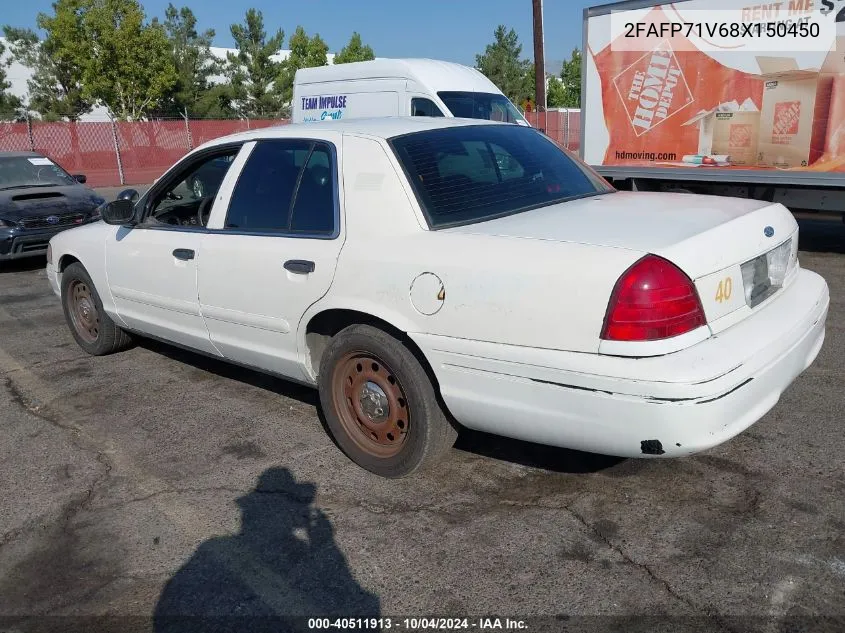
[764, 226, 775, 238]
[46, 215, 60, 225]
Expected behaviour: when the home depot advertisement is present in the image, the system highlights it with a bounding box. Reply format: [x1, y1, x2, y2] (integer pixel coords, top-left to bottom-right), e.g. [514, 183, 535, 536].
[583, 0, 845, 172]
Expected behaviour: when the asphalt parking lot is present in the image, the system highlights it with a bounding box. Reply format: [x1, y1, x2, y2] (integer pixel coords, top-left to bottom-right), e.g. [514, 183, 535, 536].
[0, 217, 843, 633]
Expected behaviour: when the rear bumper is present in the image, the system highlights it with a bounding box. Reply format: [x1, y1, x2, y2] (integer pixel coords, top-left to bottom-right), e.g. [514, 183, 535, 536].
[412, 268, 828, 458]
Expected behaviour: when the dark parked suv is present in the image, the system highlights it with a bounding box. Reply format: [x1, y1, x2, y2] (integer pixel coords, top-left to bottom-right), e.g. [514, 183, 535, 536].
[0, 151, 105, 262]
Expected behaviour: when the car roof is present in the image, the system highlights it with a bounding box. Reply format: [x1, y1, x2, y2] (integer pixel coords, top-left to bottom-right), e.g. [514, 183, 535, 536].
[199, 117, 505, 151]
[0, 151, 42, 158]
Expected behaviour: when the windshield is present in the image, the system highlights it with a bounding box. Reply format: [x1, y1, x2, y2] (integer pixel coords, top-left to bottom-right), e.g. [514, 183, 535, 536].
[437, 91, 526, 124]
[390, 124, 614, 229]
[0, 156, 77, 190]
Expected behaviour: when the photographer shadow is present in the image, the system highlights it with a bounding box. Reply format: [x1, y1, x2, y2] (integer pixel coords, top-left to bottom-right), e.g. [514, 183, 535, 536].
[154, 468, 380, 633]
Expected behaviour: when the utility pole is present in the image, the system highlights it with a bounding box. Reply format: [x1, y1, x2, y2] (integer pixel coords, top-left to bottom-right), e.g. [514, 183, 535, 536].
[532, 0, 546, 115]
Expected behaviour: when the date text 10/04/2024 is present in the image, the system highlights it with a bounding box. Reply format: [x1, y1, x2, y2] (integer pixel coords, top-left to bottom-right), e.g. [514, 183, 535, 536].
[307, 618, 529, 630]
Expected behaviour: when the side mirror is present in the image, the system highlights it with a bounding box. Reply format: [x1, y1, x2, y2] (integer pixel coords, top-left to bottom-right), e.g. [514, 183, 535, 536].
[101, 199, 136, 225]
[117, 188, 139, 202]
[73, 174, 87, 184]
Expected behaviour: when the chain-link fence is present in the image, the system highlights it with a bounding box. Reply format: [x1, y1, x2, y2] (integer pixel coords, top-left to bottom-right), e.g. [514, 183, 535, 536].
[525, 109, 581, 154]
[0, 112, 581, 188]
[0, 117, 282, 188]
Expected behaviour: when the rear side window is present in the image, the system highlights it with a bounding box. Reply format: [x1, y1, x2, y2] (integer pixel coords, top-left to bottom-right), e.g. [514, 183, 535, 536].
[224, 140, 336, 235]
[411, 98, 444, 117]
[289, 146, 335, 233]
[390, 125, 613, 229]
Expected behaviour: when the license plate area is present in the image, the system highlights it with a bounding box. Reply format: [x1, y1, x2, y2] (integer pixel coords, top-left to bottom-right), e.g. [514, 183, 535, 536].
[740, 238, 793, 308]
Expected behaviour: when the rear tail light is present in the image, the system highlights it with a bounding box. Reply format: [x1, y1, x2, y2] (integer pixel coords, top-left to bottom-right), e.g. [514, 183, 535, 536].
[601, 255, 706, 342]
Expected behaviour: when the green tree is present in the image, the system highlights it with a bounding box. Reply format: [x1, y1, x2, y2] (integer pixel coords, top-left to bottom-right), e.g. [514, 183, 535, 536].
[160, 3, 225, 117]
[193, 83, 237, 119]
[278, 26, 328, 104]
[546, 75, 567, 108]
[3, 0, 92, 121]
[522, 65, 536, 109]
[559, 47, 581, 108]
[81, 0, 177, 120]
[334, 32, 375, 64]
[0, 39, 23, 120]
[475, 25, 532, 105]
[226, 8, 285, 118]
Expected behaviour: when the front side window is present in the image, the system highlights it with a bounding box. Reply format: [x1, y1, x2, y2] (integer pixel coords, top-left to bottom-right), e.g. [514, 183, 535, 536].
[411, 98, 445, 118]
[224, 140, 336, 235]
[437, 91, 526, 124]
[145, 148, 240, 227]
[390, 124, 613, 229]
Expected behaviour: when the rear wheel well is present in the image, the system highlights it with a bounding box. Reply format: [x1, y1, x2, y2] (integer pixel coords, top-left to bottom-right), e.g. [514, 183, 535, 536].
[305, 309, 437, 387]
[58, 255, 81, 272]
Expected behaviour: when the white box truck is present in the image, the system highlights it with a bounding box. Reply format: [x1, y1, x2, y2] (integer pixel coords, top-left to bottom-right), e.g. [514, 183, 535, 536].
[582, 0, 845, 217]
[292, 58, 530, 126]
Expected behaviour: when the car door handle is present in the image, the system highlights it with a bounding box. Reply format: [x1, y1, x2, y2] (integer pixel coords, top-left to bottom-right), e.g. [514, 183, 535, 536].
[173, 248, 195, 261]
[284, 259, 315, 274]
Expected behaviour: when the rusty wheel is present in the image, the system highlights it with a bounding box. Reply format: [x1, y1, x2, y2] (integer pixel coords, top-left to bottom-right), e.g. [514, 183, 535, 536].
[61, 262, 132, 356]
[66, 279, 100, 344]
[331, 352, 409, 458]
[318, 324, 458, 478]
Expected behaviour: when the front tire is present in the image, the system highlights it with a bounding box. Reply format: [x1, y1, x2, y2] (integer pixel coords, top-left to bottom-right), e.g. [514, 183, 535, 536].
[61, 262, 132, 356]
[318, 324, 457, 478]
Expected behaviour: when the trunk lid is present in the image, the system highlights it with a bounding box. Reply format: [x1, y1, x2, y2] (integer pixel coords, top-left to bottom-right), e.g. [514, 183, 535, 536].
[443, 190, 799, 333]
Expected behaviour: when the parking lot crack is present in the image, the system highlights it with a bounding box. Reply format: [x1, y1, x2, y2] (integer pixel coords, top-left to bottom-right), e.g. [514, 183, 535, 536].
[91, 486, 249, 512]
[61, 450, 114, 534]
[0, 354, 92, 378]
[557, 501, 741, 632]
[3, 376, 81, 435]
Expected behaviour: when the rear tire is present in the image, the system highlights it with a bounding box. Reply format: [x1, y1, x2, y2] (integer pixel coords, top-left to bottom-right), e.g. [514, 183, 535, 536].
[318, 324, 457, 478]
[61, 262, 132, 356]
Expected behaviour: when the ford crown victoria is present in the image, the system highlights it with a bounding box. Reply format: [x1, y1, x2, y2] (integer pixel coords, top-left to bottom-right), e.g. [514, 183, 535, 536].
[45, 118, 829, 477]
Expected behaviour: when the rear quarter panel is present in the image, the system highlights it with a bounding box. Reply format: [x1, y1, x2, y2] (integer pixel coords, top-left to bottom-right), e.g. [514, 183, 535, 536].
[303, 133, 644, 358]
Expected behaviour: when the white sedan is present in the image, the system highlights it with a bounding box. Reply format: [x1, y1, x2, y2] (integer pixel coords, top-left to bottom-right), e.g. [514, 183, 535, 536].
[46, 117, 829, 477]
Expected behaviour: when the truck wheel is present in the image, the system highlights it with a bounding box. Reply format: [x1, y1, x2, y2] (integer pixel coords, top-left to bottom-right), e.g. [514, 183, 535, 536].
[318, 324, 458, 478]
[61, 263, 132, 356]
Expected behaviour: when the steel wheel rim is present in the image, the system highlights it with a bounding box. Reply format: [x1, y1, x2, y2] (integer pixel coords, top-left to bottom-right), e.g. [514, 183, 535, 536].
[67, 280, 99, 344]
[331, 352, 410, 458]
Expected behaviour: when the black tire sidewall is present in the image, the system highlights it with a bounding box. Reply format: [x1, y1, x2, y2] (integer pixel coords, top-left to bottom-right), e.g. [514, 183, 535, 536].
[61, 263, 111, 355]
[318, 326, 442, 478]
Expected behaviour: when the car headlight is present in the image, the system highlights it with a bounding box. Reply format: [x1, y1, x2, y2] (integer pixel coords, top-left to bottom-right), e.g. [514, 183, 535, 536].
[0, 218, 16, 228]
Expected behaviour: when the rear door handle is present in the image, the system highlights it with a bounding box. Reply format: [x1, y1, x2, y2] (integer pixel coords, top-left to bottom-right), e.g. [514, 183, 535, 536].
[173, 248, 195, 261]
[284, 259, 315, 274]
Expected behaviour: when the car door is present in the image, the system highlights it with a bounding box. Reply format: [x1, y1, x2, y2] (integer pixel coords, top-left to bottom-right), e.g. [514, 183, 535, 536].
[197, 137, 344, 380]
[105, 144, 245, 355]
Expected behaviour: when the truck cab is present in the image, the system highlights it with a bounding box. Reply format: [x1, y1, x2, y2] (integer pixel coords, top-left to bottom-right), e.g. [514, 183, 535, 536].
[292, 58, 529, 126]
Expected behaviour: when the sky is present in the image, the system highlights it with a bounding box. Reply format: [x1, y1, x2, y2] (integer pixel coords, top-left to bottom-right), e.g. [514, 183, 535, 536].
[0, 0, 618, 67]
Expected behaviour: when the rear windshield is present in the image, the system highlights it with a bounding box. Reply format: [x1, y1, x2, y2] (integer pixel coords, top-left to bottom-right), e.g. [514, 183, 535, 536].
[390, 124, 614, 228]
